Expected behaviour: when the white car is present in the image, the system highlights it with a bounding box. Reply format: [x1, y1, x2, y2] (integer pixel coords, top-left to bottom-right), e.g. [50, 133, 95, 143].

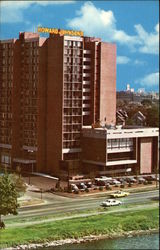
[111, 179, 121, 185]
[101, 199, 122, 207]
[95, 176, 112, 182]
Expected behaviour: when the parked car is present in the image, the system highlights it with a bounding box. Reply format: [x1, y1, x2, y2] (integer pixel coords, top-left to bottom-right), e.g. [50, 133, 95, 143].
[101, 199, 122, 207]
[110, 190, 130, 198]
[137, 177, 146, 184]
[121, 181, 128, 185]
[95, 176, 113, 182]
[86, 182, 93, 188]
[78, 183, 87, 190]
[117, 178, 125, 183]
[111, 179, 121, 185]
[70, 184, 79, 192]
[144, 176, 154, 181]
[126, 177, 137, 183]
[95, 180, 106, 186]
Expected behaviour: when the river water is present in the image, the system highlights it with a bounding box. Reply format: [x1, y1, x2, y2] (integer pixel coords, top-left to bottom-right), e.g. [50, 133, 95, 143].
[37, 233, 159, 250]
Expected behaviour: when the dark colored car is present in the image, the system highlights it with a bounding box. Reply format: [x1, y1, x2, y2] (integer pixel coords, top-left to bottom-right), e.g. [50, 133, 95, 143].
[144, 175, 155, 181]
[86, 182, 93, 188]
[137, 177, 146, 184]
[77, 183, 87, 190]
[126, 177, 137, 183]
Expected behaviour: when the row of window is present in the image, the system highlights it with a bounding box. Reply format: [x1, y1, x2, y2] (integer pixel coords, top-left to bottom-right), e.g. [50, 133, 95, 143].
[1, 154, 11, 164]
[107, 138, 133, 149]
[0, 121, 12, 127]
[63, 141, 80, 148]
[0, 106, 12, 112]
[0, 136, 11, 144]
[64, 49, 82, 57]
[21, 42, 38, 48]
[0, 113, 12, 119]
[1, 43, 14, 49]
[64, 57, 82, 64]
[22, 139, 37, 147]
[0, 82, 13, 88]
[64, 40, 82, 48]
[63, 116, 82, 123]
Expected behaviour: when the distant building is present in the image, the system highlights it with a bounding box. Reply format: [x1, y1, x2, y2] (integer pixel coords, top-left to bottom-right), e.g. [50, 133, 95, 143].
[117, 91, 154, 103]
[132, 111, 146, 126]
[116, 109, 128, 126]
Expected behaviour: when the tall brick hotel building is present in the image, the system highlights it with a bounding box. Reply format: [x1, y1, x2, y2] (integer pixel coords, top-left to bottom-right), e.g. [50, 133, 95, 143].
[0, 29, 158, 178]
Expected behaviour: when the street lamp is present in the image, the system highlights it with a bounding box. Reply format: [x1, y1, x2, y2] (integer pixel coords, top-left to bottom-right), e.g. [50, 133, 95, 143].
[28, 150, 34, 173]
[155, 165, 158, 188]
[28, 150, 34, 185]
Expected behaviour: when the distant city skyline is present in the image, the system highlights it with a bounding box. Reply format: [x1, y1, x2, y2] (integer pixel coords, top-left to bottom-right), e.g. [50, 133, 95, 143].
[0, 0, 159, 91]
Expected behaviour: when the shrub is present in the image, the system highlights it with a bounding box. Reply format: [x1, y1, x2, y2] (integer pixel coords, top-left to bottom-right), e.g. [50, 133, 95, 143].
[99, 186, 104, 191]
[74, 190, 79, 194]
[120, 184, 125, 188]
[114, 184, 119, 187]
[144, 181, 148, 185]
[128, 183, 132, 187]
[148, 180, 153, 184]
[85, 188, 89, 193]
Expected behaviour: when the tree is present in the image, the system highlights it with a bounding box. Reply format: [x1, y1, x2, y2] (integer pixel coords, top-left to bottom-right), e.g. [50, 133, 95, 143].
[9, 173, 27, 195]
[146, 105, 159, 127]
[141, 99, 152, 106]
[0, 173, 19, 227]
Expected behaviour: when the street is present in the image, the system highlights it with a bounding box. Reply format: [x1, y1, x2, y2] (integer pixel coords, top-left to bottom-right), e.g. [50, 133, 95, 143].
[5, 190, 159, 220]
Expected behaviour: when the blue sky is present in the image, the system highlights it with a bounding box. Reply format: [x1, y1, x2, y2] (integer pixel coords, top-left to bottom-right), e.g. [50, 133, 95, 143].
[0, 0, 159, 92]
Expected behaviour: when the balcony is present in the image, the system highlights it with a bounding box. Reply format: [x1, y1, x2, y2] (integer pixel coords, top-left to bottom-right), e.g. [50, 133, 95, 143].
[83, 73, 90, 77]
[62, 148, 82, 153]
[83, 50, 91, 54]
[83, 96, 90, 100]
[83, 58, 91, 62]
[83, 88, 90, 92]
[83, 111, 90, 115]
[83, 104, 90, 108]
[83, 80, 90, 85]
[106, 159, 137, 166]
[83, 65, 91, 69]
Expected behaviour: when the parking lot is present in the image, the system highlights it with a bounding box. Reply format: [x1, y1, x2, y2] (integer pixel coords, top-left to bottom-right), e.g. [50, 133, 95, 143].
[67, 174, 159, 194]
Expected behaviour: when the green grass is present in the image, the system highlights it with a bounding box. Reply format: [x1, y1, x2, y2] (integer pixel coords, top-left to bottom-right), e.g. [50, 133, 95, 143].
[0, 207, 159, 248]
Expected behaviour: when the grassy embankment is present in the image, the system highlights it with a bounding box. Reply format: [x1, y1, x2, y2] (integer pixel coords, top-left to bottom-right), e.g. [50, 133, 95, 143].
[0, 207, 159, 248]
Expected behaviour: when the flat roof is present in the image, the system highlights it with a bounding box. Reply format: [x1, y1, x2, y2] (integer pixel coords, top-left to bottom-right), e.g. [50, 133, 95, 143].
[82, 126, 159, 139]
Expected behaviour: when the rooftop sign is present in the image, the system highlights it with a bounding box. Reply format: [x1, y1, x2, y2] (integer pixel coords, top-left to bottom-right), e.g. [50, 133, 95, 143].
[37, 27, 83, 37]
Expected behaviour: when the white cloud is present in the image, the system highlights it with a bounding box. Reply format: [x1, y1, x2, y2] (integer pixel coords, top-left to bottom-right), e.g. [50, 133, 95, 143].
[67, 2, 138, 47]
[134, 23, 159, 55]
[136, 72, 159, 87]
[117, 56, 131, 64]
[134, 59, 146, 66]
[1, 0, 75, 23]
[67, 2, 159, 54]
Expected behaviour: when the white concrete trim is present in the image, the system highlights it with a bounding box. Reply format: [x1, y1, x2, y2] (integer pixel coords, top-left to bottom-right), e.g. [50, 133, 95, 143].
[106, 159, 137, 166]
[0, 144, 12, 149]
[13, 158, 36, 164]
[62, 148, 82, 153]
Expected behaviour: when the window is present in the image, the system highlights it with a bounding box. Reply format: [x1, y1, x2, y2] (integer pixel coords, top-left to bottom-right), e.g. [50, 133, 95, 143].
[64, 40, 68, 46]
[107, 138, 133, 150]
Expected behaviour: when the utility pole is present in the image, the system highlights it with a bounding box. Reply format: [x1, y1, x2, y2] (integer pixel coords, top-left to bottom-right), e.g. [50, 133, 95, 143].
[40, 188, 43, 200]
[155, 165, 158, 188]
